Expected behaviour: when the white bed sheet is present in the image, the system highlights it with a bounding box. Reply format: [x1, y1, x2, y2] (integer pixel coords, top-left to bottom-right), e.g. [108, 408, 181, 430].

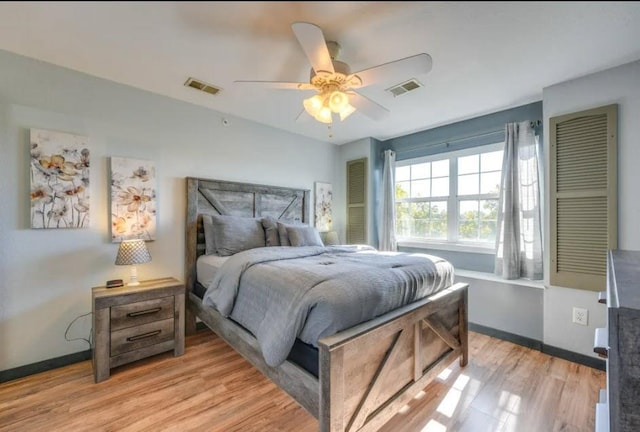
[197, 254, 229, 287]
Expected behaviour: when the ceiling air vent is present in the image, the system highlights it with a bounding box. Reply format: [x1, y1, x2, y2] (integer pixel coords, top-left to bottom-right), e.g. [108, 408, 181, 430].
[184, 77, 221, 96]
[386, 79, 423, 97]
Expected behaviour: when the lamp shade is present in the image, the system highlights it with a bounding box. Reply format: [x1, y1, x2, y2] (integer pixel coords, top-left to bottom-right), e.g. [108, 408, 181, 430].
[322, 231, 340, 246]
[115, 239, 151, 265]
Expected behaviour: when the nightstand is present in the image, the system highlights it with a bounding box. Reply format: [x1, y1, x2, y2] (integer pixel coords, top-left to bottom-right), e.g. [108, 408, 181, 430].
[92, 277, 185, 383]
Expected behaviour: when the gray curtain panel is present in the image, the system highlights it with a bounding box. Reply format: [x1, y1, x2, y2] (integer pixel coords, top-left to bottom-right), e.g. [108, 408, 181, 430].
[495, 121, 543, 280]
[379, 149, 397, 251]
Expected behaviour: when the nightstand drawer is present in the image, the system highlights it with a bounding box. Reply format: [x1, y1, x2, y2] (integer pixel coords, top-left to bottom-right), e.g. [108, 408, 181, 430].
[110, 318, 174, 356]
[111, 296, 174, 331]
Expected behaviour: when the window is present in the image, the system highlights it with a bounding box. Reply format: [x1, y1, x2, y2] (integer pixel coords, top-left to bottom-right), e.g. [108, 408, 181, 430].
[395, 143, 504, 250]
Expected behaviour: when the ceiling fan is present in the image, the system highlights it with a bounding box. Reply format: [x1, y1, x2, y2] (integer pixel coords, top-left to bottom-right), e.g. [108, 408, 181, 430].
[234, 22, 433, 124]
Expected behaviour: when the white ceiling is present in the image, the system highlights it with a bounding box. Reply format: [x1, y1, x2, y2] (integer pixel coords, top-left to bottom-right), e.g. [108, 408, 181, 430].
[1, 1, 640, 145]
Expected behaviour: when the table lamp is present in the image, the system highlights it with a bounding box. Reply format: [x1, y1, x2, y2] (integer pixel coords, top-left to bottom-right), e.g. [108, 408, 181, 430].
[322, 231, 340, 246]
[115, 239, 151, 286]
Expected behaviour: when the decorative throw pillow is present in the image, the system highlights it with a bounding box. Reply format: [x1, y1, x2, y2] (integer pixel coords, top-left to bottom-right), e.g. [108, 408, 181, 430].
[202, 214, 217, 255]
[277, 221, 305, 246]
[287, 225, 324, 247]
[209, 214, 266, 256]
[261, 216, 281, 247]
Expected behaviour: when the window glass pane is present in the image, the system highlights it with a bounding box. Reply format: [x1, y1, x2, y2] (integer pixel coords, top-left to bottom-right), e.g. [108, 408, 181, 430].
[479, 221, 497, 242]
[458, 221, 478, 240]
[396, 181, 410, 199]
[431, 159, 449, 177]
[411, 203, 429, 237]
[429, 221, 447, 239]
[395, 202, 411, 237]
[459, 200, 478, 221]
[458, 174, 479, 195]
[481, 150, 504, 172]
[411, 179, 430, 198]
[396, 165, 410, 182]
[458, 154, 478, 175]
[431, 177, 449, 197]
[480, 200, 498, 220]
[480, 172, 501, 194]
[430, 201, 448, 220]
[411, 162, 430, 179]
[413, 219, 429, 238]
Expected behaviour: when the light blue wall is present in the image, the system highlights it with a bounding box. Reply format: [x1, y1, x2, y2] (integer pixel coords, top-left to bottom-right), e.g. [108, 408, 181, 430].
[0, 49, 338, 371]
[381, 102, 543, 161]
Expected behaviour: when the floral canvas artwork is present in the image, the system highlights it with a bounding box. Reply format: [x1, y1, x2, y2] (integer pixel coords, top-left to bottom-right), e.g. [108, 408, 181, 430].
[110, 157, 156, 242]
[314, 182, 333, 232]
[30, 129, 90, 229]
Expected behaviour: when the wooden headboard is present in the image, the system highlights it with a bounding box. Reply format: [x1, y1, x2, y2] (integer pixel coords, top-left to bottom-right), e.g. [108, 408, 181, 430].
[185, 177, 310, 294]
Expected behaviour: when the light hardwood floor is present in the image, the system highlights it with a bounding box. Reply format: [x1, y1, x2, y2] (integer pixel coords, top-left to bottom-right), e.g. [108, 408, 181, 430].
[0, 329, 604, 432]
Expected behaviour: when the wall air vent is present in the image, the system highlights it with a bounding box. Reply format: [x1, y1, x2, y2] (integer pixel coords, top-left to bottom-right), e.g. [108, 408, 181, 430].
[386, 79, 423, 97]
[184, 77, 221, 96]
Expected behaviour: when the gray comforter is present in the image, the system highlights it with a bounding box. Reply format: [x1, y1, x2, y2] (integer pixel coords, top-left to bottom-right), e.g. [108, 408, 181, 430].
[203, 245, 454, 367]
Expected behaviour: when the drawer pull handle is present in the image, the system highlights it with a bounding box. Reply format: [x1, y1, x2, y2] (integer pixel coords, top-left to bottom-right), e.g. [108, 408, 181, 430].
[127, 307, 162, 318]
[127, 330, 161, 342]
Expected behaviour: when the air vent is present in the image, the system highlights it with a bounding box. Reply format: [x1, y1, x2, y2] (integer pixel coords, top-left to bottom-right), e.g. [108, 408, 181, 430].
[184, 77, 221, 96]
[386, 79, 423, 97]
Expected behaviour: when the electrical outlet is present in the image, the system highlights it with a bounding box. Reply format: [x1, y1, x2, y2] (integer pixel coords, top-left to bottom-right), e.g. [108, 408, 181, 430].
[572, 307, 589, 326]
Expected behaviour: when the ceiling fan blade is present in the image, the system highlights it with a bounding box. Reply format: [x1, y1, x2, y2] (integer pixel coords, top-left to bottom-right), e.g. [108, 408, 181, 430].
[352, 53, 433, 88]
[234, 80, 316, 91]
[349, 91, 390, 121]
[291, 22, 334, 74]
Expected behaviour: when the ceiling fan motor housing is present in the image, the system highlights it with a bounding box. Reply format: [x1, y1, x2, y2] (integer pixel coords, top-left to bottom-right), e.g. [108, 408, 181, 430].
[309, 60, 361, 92]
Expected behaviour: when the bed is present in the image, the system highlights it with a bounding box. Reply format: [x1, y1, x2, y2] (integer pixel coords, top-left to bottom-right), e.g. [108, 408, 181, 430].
[185, 177, 469, 432]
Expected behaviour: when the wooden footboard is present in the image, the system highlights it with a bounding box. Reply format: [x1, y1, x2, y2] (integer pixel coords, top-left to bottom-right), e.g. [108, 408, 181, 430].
[318, 282, 468, 432]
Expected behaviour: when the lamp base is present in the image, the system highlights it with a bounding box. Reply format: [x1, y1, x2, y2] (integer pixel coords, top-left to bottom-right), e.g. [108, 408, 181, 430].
[127, 266, 140, 286]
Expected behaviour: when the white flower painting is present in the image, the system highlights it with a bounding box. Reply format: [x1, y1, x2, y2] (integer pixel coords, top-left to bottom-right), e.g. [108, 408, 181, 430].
[110, 157, 156, 242]
[314, 182, 333, 232]
[30, 129, 90, 229]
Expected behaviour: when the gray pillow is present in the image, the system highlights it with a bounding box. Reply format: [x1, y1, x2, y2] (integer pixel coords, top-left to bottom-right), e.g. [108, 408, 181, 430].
[202, 214, 217, 255]
[287, 226, 324, 247]
[209, 215, 266, 256]
[261, 217, 280, 247]
[277, 221, 304, 246]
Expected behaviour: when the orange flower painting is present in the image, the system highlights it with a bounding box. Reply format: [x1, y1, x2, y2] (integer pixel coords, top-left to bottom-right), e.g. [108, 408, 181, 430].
[110, 157, 156, 242]
[30, 129, 90, 229]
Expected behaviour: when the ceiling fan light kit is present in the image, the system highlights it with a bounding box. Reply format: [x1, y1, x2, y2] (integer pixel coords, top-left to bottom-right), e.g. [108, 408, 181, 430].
[234, 22, 433, 127]
[303, 90, 356, 124]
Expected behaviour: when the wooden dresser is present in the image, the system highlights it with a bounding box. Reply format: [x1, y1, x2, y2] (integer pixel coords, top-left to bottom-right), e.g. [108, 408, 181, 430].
[92, 277, 185, 383]
[595, 250, 640, 431]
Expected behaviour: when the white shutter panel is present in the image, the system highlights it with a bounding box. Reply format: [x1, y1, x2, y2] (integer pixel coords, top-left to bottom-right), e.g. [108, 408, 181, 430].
[550, 104, 617, 291]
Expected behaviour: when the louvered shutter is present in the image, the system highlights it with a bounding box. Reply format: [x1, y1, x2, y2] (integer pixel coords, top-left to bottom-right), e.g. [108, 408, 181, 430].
[550, 104, 617, 291]
[347, 158, 368, 244]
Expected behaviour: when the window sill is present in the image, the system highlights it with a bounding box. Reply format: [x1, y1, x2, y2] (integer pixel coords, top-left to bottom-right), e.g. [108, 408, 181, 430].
[455, 269, 546, 290]
[397, 240, 495, 255]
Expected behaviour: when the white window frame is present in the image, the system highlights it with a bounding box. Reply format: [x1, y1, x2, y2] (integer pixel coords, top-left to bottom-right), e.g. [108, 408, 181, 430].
[395, 142, 504, 254]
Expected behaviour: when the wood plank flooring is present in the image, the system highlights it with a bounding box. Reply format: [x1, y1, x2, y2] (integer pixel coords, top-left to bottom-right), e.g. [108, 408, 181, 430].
[0, 329, 604, 432]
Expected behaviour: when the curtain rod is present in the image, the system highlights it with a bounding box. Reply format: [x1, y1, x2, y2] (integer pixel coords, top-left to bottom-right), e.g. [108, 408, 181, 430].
[385, 120, 541, 156]
[387, 128, 503, 156]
